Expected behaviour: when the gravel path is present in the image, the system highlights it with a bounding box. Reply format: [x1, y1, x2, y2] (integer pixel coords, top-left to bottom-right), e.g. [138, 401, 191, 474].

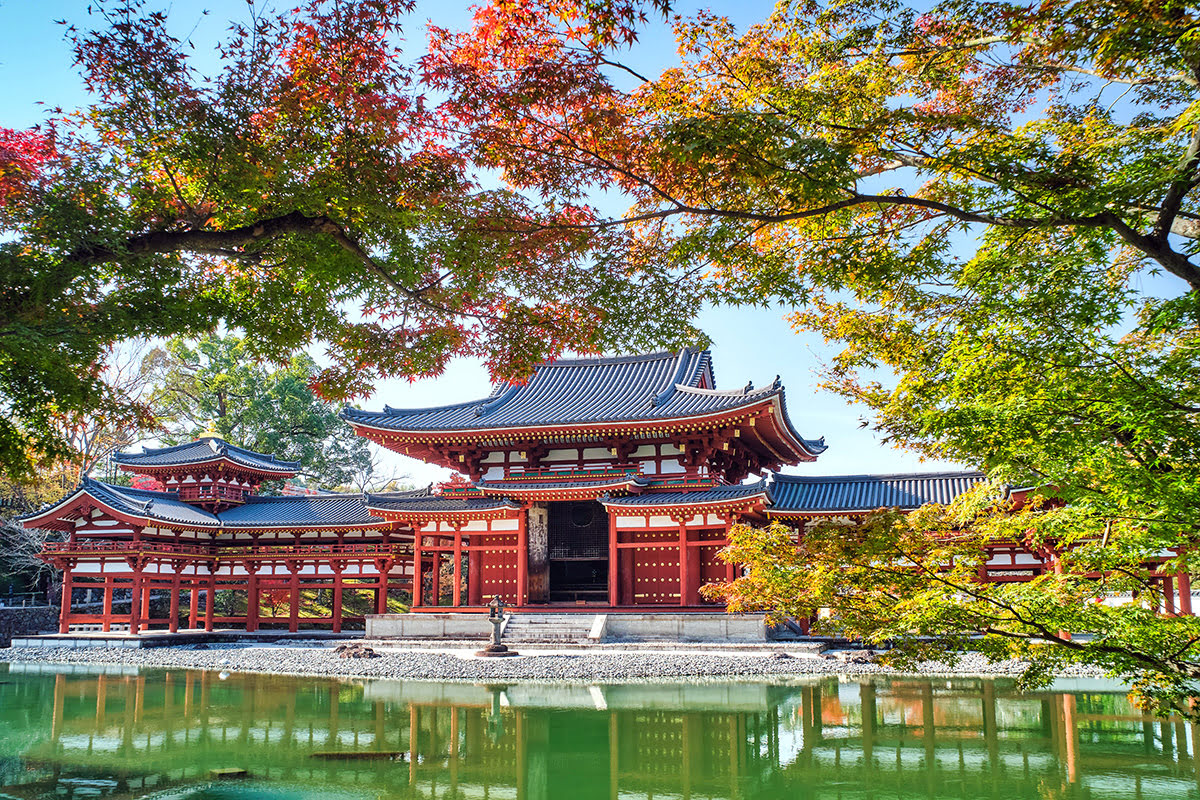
[0, 642, 1108, 683]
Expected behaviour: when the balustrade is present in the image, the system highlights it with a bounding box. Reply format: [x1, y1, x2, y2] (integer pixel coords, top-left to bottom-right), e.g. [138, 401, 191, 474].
[176, 484, 249, 503]
[42, 539, 411, 558]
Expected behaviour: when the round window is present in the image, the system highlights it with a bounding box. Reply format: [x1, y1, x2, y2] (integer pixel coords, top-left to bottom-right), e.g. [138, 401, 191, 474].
[570, 503, 595, 527]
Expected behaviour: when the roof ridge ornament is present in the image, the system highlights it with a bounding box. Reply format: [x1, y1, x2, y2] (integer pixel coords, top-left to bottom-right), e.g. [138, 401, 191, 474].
[474, 382, 521, 417]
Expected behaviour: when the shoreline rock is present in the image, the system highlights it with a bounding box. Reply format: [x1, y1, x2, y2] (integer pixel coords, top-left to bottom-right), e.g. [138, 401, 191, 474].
[0, 642, 1109, 684]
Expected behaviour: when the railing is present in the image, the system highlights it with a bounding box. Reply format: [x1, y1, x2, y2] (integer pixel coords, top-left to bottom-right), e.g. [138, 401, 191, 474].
[0, 591, 50, 608]
[233, 543, 411, 557]
[503, 465, 638, 480]
[177, 485, 247, 503]
[43, 540, 210, 556]
[42, 540, 410, 559]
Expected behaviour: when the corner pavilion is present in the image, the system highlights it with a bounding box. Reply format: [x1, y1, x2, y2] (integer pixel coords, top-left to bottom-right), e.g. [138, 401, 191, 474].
[28, 347, 1189, 634]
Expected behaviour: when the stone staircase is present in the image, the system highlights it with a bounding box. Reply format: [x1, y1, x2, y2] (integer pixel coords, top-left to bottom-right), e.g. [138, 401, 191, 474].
[501, 613, 598, 643]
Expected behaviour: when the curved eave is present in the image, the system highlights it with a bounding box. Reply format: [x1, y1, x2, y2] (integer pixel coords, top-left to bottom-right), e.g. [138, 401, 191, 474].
[350, 393, 823, 467]
[20, 488, 221, 533]
[18, 487, 95, 532]
[755, 393, 825, 464]
[115, 455, 298, 479]
[600, 491, 770, 516]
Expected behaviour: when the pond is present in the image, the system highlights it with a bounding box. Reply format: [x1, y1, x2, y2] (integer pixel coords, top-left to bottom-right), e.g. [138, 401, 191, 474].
[0, 662, 1196, 800]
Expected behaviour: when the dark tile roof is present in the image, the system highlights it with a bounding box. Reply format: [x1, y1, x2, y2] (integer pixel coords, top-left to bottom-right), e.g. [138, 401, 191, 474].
[217, 494, 385, 528]
[344, 348, 826, 453]
[76, 479, 220, 527]
[26, 480, 385, 530]
[113, 437, 300, 474]
[767, 471, 986, 513]
[365, 490, 520, 514]
[600, 480, 770, 508]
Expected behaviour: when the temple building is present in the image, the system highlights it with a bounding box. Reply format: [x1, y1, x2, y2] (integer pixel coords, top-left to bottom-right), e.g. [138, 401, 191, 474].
[29, 347, 1181, 635]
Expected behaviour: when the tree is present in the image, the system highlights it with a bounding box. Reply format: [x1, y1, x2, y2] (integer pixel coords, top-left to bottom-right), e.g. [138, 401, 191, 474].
[713, 500, 1200, 720]
[62, 343, 161, 479]
[0, 464, 73, 598]
[428, 0, 1200, 709]
[262, 588, 293, 618]
[150, 334, 375, 490]
[0, 0, 702, 479]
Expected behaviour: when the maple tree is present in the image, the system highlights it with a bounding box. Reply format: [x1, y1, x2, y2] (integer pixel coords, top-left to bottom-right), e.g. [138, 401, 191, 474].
[262, 588, 294, 618]
[0, 0, 700, 479]
[430, 0, 1200, 709]
[150, 334, 376, 490]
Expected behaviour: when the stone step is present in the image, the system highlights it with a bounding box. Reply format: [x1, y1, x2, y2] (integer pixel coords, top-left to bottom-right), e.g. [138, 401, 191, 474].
[501, 613, 597, 642]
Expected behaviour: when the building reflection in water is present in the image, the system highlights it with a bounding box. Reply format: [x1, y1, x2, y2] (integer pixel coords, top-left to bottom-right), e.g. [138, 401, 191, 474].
[2, 664, 1199, 800]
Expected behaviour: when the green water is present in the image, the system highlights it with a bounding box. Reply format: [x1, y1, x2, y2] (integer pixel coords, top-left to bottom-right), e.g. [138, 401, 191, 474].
[0, 662, 1196, 800]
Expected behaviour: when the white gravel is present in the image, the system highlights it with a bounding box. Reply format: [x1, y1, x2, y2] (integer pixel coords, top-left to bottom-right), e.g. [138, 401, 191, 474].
[0, 642, 1107, 683]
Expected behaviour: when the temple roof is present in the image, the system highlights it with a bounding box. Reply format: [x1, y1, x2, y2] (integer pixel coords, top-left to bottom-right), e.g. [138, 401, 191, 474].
[601, 480, 770, 508]
[21, 479, 385, 531]
[343, 348, 826, 455]
[218, 495, 386, 529]
[767, 471, 986, 515]
[78, 479, 221, 527]
[112, 437, 301, 475]
[598, 471, 985, 513]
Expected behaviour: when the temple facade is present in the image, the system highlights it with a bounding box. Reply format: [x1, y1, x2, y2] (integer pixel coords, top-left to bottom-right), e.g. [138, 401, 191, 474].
[27, 347, 1185, 634]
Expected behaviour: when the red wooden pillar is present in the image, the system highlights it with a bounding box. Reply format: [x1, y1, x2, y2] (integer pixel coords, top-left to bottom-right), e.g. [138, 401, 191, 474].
[608, 512, 619, 607]
[468, 541, 483, 606]
[452, 525, 463, 608]
[377, 559, 391, 615]
[58, 566, 73, 634]
[412, 532, 423, 608]
[1179, 572, 1194, 616]
[204, 572, 216, 632]
[432, 551, 443, 606]
[724, 513, 741, 587]
[140, 575, 152, 625]
[246, 569, 259, 632]
[678, 517, 690, 607]
[517, 509, 529, 607]
[188, 580, 199, 629]
[332, 567, 344, 633]
[288, 566, 301, 633]
[168, 572, 181, 633]
[130, 570, 143, 635]
[1050, 549, 1072, 639]
[102, 577, 114, 633]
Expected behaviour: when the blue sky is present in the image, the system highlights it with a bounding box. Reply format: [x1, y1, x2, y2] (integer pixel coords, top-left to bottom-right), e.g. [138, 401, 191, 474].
[0, 0, 972, 486]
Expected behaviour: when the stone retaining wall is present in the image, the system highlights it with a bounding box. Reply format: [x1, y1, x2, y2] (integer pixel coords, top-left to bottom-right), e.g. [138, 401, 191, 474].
[366, 612, 492, 639]
[603, 613, 767, 642]
[365, 611, 768, 642]
[0, 606, 58, 647]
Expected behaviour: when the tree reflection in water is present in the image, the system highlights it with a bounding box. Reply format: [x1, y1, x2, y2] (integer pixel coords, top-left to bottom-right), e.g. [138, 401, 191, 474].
[0, 664, 1196, 800]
